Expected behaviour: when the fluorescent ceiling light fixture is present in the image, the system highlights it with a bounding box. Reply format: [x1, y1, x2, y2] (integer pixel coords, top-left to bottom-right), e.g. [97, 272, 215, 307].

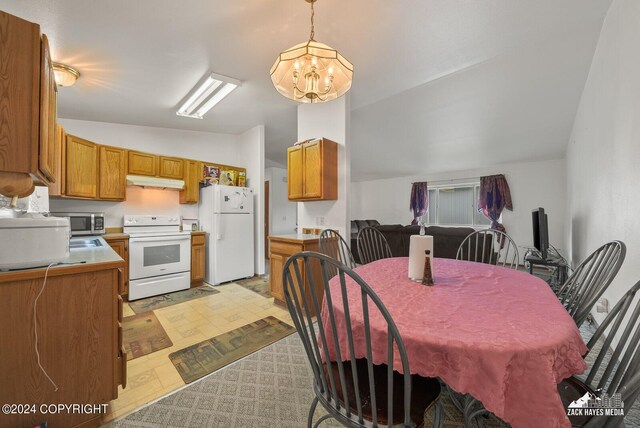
[176, 72, 241, 119]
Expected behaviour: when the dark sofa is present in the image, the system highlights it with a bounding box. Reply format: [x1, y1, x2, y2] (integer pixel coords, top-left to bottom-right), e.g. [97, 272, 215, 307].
[351, 220, 476, 263]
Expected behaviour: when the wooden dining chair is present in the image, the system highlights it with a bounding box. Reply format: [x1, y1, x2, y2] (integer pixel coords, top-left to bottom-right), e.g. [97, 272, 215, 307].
[282, 252, 444, 428]
[559, 279, 640, 428]
[357, 227, 393, 265]
[456, 229, 519, 270]
[556, 240, 626, 328]
[319, 229, 357, 276]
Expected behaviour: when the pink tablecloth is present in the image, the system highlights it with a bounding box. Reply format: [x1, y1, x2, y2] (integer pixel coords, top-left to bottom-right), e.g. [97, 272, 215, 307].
[321, 257, 587, 428]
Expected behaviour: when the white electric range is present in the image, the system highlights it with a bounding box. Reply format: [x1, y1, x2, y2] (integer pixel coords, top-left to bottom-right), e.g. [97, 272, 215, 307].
[123, 215, 191, 300]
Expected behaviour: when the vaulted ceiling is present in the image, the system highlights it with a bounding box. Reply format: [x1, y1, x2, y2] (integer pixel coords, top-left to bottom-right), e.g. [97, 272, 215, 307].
[2, 0, 612, 181]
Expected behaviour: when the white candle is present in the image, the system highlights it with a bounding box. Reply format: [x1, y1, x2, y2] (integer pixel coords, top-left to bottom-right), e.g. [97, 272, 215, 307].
[408, 235, 434, 281]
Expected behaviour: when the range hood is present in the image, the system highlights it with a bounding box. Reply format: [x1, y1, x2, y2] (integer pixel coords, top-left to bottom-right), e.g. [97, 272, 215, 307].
[126, 175, 185, 190]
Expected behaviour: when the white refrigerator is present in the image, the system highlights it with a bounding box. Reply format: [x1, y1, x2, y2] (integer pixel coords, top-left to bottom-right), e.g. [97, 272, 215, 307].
[199, 185, 255, 285]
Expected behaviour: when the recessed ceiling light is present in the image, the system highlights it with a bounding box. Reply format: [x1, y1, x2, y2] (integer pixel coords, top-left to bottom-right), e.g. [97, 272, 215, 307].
[176, 72, 241, 119]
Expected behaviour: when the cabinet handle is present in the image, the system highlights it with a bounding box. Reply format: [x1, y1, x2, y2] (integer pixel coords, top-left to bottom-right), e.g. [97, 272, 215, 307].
[117, 268, 124, 294]
[117, 295, 123, 322]
[120, 346, 127, 389]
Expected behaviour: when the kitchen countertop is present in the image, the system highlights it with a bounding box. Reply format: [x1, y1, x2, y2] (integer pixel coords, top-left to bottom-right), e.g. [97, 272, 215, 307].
[67, 236, 124, 265]
[268, 233, 320, 243]
[103, 232, 129, 241]
[0, 236, 125, 283]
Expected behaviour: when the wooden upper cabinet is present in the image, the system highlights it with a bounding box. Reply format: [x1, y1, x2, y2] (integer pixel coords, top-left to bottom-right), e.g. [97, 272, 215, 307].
[287, 145, 304, 200]
[48, 124, 65, 197]
[159, 156, 184, 179]
[287, 138, 338, 201]
[38, 34, 56, 183]
[0, 11, 49, 195]
[65, 135, 98, 198]
[99, 146, 127, 200]
[180, 159, 200, 204]
[127, 151, 157, 176]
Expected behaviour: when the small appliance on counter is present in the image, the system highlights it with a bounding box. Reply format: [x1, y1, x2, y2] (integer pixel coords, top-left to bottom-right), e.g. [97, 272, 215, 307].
[51, 212, 105, 236]
[0, 213, 70, 270]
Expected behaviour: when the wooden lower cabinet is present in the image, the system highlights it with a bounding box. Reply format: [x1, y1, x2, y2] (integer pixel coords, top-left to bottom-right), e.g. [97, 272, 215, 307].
[268, 235, 324, 316]
[191, 232, 206, 286]
[104, 234, 129, 296]
[0, 262, 126, 428]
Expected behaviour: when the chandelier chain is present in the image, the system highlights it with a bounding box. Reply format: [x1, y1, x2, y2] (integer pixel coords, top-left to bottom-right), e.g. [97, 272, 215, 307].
[309, 0, 315, 41]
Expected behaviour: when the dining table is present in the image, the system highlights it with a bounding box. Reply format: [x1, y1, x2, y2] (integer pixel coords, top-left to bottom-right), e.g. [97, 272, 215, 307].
[320, 257, 588, 428]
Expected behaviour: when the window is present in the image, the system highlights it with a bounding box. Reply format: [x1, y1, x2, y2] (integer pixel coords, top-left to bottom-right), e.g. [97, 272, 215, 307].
[424, 183, 492, 227]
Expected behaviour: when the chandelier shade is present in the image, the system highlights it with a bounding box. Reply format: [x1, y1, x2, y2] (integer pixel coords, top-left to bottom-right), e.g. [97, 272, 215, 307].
[270, 0, 353, 103]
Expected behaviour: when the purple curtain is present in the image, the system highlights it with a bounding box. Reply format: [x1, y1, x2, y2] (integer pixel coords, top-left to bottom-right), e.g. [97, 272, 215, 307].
[410, 182, 429, 225]
[478, 174, 513, 234]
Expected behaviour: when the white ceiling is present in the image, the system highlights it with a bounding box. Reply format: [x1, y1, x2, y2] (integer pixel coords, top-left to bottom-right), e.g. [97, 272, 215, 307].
[1, 0, 611, 180]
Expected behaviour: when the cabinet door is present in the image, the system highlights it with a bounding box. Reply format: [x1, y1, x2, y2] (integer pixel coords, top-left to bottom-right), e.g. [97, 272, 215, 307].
[269, 253, 286, 301]
[159, 156, 184, 179]
[180, 160, 199, 204]
[38, 34, 56, 183]
[128, 151, 157, 176]
[99, 146, 127, 200]
[303, 140, 322, 199]
[107, 239, 129, 296]
[287, 146, 303, 200]
[65, 135, 98, 198]
[0, 11, 40, 181]
[48, 124, 65, 196]
[191, 244, 205, 283]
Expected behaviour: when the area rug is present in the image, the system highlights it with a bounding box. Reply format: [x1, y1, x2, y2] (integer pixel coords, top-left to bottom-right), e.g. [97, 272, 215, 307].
[235, 276, 271, 298]
[168, 316, 295, 384]
[122, 311, 173, 361]
[128, 286, 220, 314]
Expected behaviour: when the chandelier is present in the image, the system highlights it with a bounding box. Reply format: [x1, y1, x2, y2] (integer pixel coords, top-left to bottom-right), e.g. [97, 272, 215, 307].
[270, 0, 353, 103]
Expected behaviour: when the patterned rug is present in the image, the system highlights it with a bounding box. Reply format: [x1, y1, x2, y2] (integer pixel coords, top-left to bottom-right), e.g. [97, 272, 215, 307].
[128, 286, 220, 314]
[122, 311, 173, 361]
[235, 276, 271, 299]
[108, 323, 640, 428]
[168, 316, 295, 384]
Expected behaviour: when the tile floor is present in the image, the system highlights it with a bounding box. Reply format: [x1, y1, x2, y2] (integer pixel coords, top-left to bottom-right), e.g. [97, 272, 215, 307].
[102, 281, 293, 424]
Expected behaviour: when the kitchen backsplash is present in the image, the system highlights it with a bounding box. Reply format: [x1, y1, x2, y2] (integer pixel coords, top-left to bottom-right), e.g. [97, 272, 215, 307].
[49, 186, 198, 227]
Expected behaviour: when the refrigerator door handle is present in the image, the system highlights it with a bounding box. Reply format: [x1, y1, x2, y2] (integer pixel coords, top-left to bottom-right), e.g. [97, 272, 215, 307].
[216, 214, 222, 240]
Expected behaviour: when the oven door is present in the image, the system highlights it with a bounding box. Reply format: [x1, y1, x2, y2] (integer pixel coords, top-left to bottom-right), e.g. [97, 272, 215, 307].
[129, 234, 191, 280]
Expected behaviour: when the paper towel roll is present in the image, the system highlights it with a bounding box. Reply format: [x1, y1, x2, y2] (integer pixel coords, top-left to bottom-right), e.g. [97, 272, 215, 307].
[408, 235, 434, 281]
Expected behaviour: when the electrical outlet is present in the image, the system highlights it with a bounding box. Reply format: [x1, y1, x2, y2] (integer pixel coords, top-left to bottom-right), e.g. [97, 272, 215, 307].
[596, 298, 609, 313]
[319, 217, 325, 226]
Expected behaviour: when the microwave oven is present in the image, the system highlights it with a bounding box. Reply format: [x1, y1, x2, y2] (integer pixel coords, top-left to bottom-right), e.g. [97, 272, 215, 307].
[51, 212, 105, 236]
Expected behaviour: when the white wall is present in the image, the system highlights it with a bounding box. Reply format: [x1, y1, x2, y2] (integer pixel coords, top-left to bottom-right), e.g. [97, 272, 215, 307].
[265, 167, 297, 236]
[566, 0, 640, 324]
[297, 96, 351, 237]
[351, 158, 567, 259]
[238, 125, 266, 275]
[52, 119, 242, 227]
